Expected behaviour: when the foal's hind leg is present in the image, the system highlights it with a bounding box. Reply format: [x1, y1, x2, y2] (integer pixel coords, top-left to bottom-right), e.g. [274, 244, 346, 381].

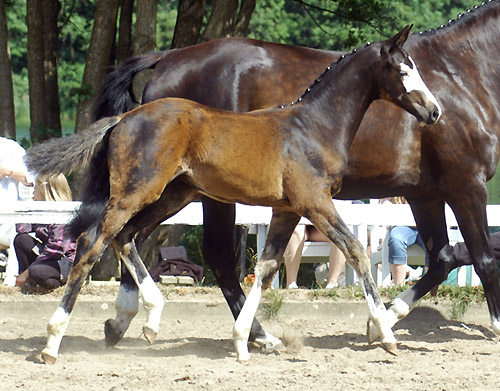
[42, 212, 135, 364]
[106, 181, 199, 346]
[305, 198, 397, 355]
[233, 210, 300, 361]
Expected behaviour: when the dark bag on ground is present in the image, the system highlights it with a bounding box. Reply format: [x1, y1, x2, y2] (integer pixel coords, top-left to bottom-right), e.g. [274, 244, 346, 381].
[148, 246, 203, 283]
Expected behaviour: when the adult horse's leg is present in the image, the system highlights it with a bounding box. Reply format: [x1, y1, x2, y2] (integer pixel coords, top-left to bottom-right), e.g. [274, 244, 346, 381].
[367, 198, 450, 343]
[105, 181, 199, 346]
[447, 192, 500, 334]
[233, 211, 300, 361]
[202, 197, 277, 348]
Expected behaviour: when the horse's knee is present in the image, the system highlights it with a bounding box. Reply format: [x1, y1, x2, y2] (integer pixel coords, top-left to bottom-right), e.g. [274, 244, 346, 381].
[256, 259, 278, 288]
[429, 244, 455, 283]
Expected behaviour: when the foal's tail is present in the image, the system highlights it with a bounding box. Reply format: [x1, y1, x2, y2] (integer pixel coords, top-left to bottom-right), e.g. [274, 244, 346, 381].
[25, 116, 122, 239]
[93, 51, 166, 120]
[25, 116, 121, 178]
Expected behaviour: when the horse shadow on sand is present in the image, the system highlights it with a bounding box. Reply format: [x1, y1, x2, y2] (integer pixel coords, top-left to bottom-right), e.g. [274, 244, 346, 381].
[1, 333, 236, 364]
[3, 305, 497, 363]
[303, 305, 497, 354]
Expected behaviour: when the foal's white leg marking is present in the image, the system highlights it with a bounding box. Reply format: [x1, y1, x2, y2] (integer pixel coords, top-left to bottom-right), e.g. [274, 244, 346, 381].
[119, 247, 164, 341]
[112, 285, 139, 337]
[253, 332, 283, 354]
[233, 258, 284, 361]
[368, 297, 412, 344]
[139, 276, 164, 337]
[360, 279, 397, 350]
[401, 56, 442, 117]
[233, 274, 263, 361]
[42, 306, 72, 362]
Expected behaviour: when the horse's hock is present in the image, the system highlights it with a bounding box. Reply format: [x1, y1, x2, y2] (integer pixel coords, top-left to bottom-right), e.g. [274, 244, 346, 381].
[90, 225, 185, 280]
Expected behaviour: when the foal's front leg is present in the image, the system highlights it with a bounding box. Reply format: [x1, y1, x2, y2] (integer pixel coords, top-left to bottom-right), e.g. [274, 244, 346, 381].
[233, 211, 300, 361]
[307, 199, 397, 355]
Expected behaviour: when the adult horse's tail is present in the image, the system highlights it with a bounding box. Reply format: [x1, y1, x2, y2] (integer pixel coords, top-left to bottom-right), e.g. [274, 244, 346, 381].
[94, 52, 166, 120]
[25, 116, 122, 238]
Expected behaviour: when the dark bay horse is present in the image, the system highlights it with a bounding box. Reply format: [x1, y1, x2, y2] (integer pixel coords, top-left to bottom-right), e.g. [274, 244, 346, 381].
[26, 27, 440, 363]
[94, 0, 500, 347]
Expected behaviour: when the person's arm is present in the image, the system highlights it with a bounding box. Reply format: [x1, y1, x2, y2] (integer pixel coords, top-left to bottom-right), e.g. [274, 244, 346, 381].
[16, 269, 30, 287]
[0, 165, 33, 186]
[36, 224, 76, 262]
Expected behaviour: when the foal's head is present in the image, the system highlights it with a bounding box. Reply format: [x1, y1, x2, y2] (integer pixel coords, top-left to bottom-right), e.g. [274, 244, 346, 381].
[372, 25, 442, 124]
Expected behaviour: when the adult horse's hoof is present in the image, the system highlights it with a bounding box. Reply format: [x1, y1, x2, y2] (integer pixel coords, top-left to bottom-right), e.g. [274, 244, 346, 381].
[143, 326, 157, 344]
[381, 342, 398, 356]
[366, 319, 381, 344]
[41, 351, 57, 365]
[104, 319, 123, 347]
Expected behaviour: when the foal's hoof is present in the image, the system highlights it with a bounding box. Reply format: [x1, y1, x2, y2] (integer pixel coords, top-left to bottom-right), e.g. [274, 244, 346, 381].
[104, 319, 123, 347]
[253, 332, 283, 354]
[41, 351, 57, 365]
[143, 326, 157, 344]
[366, 320, 381, 344]
[381, 342, 398, 356]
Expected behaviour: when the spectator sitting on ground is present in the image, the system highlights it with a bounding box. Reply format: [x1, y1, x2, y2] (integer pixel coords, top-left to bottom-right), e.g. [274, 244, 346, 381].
[14, 174, 76, 291]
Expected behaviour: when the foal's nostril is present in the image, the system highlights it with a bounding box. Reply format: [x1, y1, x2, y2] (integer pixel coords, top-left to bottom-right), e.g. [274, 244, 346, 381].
[431, 107, 440, 122]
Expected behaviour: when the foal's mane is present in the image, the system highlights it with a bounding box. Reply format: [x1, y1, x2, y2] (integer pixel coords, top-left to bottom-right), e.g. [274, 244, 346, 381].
[417, 0, 498, 37]
[278, 43, 369, 109]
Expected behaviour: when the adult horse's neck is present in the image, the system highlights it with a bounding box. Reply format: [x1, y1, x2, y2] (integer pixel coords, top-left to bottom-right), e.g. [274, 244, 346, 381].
[407, 0, 500, 175]
[410, 1, 500, 61]
[289, 46, 380, 149]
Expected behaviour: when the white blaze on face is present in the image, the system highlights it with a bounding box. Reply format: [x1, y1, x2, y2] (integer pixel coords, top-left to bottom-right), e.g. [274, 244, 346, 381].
[400, 56, 442, 119]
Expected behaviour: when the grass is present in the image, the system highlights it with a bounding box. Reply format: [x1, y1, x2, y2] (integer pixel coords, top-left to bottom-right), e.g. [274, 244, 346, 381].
[309, 284, 485, 321]
[260, 289, 287, 320]
[252, 284, 486, 321]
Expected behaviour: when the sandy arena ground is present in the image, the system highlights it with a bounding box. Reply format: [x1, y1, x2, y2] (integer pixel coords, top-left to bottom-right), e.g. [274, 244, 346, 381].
[0, 285, 499, 391]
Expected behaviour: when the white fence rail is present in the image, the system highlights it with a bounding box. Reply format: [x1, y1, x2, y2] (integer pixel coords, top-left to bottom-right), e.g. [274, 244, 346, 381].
[2, 201, 500, 287]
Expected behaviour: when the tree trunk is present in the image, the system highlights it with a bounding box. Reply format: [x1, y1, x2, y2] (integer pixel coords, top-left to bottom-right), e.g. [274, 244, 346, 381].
[41, 0, 62, 140]
[200, 0, 238, 42]
[75, 0, 119, 133]
[27, 0, 47, 143]
[0, 0, 15, 139]
[171, 0, 205, 49]
[117, 0, 134, 64]
[132, 0, 158, 101]
[232, 0, 256, 37]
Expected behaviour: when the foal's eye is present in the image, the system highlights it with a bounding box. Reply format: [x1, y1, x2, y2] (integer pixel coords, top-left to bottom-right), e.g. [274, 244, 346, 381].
[400, 70, 408, 77]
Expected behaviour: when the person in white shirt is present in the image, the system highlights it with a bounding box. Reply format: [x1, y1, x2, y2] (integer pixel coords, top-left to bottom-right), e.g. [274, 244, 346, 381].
[0, 137, 35, 286]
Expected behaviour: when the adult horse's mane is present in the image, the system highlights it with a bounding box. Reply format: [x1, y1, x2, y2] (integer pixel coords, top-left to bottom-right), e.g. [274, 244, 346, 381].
[282, 1, 498, 109]
[418, 0, 496, 36]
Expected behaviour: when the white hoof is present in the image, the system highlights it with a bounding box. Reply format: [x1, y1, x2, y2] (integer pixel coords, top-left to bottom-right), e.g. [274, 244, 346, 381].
[366, 319, 382, 344]
[491, 319, 500, 336]
[253, 332, 283, 354]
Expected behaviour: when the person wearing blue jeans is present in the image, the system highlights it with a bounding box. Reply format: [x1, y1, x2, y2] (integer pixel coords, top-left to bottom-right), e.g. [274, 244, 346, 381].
[388, 225, 428, 285]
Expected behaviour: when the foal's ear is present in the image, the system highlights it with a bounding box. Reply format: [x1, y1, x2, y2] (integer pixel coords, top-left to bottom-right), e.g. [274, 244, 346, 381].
[383, 25, 413, 55]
